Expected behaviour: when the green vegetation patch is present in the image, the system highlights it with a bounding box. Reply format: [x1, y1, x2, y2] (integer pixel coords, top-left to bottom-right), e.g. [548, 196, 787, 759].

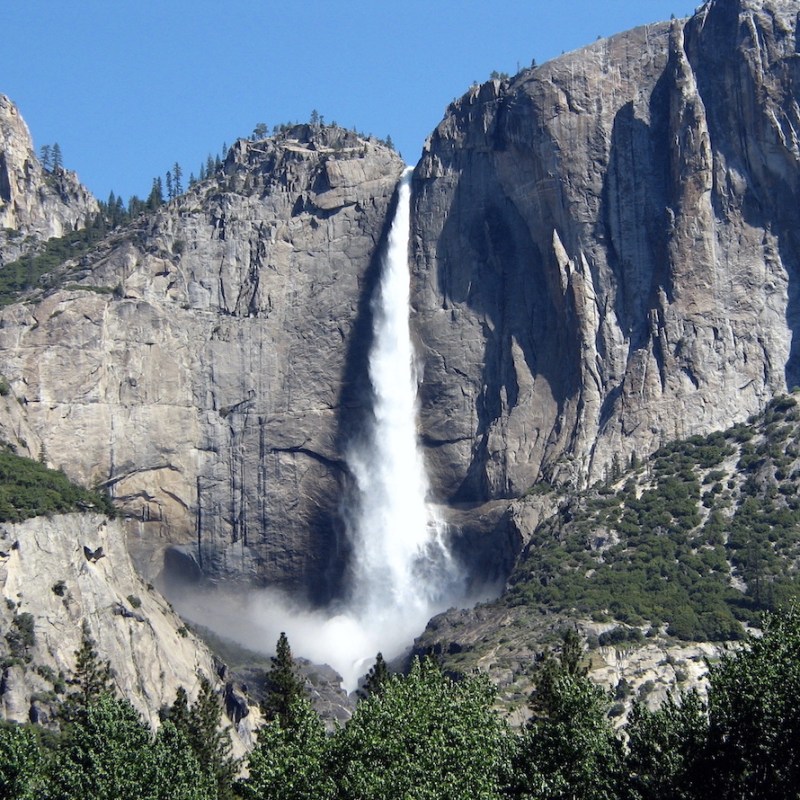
[0, 220, 112, 307]
[506, 395, 800, 642]
[0, 446, 114, 522]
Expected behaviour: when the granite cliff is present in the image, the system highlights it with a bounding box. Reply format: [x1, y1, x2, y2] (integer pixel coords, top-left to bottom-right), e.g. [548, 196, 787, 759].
[1, 0, 799, 626]
[0, 512, 257, 749]
[413, 0, 800, 510]
[0, 121, 405, 601]
[0, 95, 97, 266]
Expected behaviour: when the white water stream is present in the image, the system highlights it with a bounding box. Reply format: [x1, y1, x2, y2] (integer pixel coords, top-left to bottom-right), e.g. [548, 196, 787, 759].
[343, 166, 461, 638]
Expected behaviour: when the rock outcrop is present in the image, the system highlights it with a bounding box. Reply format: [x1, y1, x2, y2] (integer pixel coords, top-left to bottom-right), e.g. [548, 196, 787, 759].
[412, 0, 800, 506]
[0, 95, 97, 265]
[0, 125, 404, 599]
[0, 512, 255, 747]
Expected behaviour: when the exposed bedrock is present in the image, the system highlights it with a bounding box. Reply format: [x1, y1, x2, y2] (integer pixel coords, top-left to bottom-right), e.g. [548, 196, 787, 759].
[412, 0, 800, 506]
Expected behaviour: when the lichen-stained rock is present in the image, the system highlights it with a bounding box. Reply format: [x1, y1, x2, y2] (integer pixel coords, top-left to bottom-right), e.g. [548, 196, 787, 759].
[0, 95, 97, 265]
[0, 513, 254, 743]
[0, 124, 404, 599]
[412, 0, 800, 503]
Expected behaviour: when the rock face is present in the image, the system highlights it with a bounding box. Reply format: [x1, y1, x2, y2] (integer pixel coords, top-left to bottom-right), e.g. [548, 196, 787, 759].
[2, 0, 800, 605]
[411, 601, 722, 725]
[0, 95, 97, 265]
[412, 0, 800, 504]
[0, 513, 254, 746]
[0, 125, 404, 599]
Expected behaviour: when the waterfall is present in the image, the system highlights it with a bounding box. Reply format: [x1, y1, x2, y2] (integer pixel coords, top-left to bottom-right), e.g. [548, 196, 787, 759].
[163, 168, 465, 692]
[344, 167, 460, 633]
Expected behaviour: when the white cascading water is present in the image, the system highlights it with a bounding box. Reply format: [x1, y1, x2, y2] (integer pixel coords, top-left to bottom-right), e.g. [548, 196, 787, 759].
[344, 167, 460, 630]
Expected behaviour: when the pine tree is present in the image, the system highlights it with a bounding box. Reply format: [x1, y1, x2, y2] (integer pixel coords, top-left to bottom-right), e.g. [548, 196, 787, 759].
[262, 632, 306, 729]
[160, 685, 190, 729]
[359, 652, 390, 699]
[240, 696, 333, 800]
[165, 171, 174, 200]
[147, 177, 164, 210]
[127, 195, 145, 218]
[153, 719, 216, 800]
[114, 194, 125, 226]
[172, 162, 183, 195]
[39, 144, 52, 171]
[61, 621, 114, 723]
[529, 627, 587, 720]
[51, 142, 63, 170]
[185, 679, 237, 799]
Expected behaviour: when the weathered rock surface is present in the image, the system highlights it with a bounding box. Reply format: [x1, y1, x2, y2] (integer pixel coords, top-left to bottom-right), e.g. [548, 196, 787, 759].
[0, 513, 255, 748]
[3, 0, 800, 620]
[0, 95, 97, 265]
[412, 0, 800, 506]
[0, 125, 404, 599]
[411, 601, 722, 725]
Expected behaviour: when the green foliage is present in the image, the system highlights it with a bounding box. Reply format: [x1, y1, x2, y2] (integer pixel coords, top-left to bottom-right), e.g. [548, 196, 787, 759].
[507, 400, 800, 640]
[45, 692, 213, 800]
[0, 445, 114, 522]
[515, 671, 624, 799]
[152, 720, 216, 800]
[162, 679, 237, 799]
[328, 658, 511, 800]
[240, 696, 334, 800]
[625, 692, 707, 800]
[528, 628, 587, 719]
[0, 723, 45, 800]
[46, 692, 156, 800]
[60, 623, 115, 724]
[704, 606, 800, 798]
[0, 213, 116, 307]
[4, 612, 35, 663]
[358, 651, 390, 699]
[3, 607, 800, 799]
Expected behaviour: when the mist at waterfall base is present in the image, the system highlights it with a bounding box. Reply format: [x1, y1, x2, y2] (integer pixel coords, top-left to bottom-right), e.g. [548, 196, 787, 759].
[169, 170, 472, 691]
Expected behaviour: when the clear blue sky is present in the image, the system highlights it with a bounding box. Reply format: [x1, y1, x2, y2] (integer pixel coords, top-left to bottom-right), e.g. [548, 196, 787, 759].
[2, 1, 687, 202]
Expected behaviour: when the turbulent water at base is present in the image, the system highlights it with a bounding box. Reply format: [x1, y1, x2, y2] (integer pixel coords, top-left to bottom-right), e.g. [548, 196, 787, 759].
[167, 169, 465, 692]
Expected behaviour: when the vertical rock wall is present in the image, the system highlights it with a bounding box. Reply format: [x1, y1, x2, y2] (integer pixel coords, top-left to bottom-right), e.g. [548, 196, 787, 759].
[0, 127, 404, 599]
[412, 0, 800, 502]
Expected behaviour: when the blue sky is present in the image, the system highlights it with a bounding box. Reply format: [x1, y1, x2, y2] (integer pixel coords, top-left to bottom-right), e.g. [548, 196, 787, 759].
[2, 1, 687, 202]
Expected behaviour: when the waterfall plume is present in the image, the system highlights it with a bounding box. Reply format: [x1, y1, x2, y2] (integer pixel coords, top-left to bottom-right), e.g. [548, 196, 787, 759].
[344, 166, 461, 632]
